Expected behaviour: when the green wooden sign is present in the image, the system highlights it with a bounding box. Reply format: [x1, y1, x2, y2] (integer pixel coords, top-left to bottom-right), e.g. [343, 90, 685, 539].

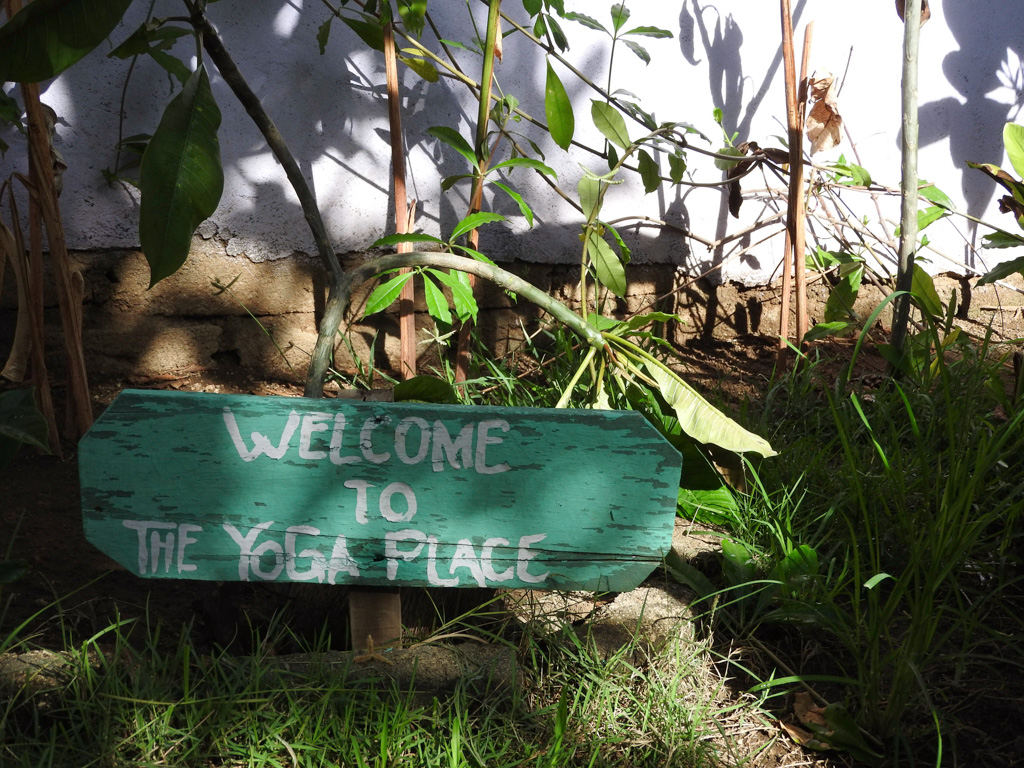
[80, 390, 681, 592]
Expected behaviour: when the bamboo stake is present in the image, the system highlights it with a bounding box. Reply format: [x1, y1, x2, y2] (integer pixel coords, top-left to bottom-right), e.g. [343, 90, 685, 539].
[780, 1, 810, 351]
[383, 21, 417, 381]
[453, 0, 502, 384]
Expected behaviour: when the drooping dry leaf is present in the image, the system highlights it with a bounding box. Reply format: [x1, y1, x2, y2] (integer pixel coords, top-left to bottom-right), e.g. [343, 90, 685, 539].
[794, 692, 830, 730]
[895, 0, 931, 25]
[805, 72, 842, 155]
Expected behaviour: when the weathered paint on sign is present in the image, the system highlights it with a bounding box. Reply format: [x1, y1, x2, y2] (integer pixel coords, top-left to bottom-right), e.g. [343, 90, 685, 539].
[80, 390, 681, 592]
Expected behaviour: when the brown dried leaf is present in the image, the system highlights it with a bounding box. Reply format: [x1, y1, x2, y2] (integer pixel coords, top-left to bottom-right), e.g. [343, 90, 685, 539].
[895, 0, 931, 25]
[805, 72, 842, 155]
[781, 721, 833, 752]
[794, 691, 830, 730]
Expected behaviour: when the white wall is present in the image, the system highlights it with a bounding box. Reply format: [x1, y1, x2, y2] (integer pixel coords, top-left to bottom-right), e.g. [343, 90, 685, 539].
[2, 0, 1022, 285]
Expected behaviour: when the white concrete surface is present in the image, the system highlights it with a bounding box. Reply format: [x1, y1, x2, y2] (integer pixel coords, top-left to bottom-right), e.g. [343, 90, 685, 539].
[2, 0, 1022, 285]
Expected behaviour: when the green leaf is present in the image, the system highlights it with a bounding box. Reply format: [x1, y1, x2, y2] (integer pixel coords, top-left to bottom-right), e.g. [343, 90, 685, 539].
[714, 146, 745, 171]
[372, 232, 443, 248]
[544, 60, 574, 151]
[803, 321, 854, 342]
[0, 0, 133, 83]
[0, 388, 49, 451]
[1004, 123, 1024, 179]
[911, 265, 943, 317]
[563, 12, 607, 34]
[364, 271, 414, 315]
[339, 13, 385, 51]
[109, 22, 191, 60]
[429, 268, 478, 321]
[622, 39, 650, 64]
[977, 255, 1024, 286]
[427, 126, 478, 168]
[863, 573, 893, 590]
[422, 273, 452, 325]
[624, 25, 673, 38]
[522, 0, 543, 15]
[490, 156, 557, 177]
[139, 66, 224, 287]
[668, 152, 686, 183]
[398, 54, 438, 82]
[981, 231, 1024, 249]
[823, 263, 863, 323]
[317, 17, 332, 54]
[490, 180, 535, 227]
[637, 148, 660, 193]
[644, 362, 777, 457]
[547, 15, 569, 52]
[587, 229, 626, 297]
[609, 3, 630, 32]
[393, 376, 458, 404]
[918, 180, 954, 211]
[397, 0, 427, 37]
[578, 175, 602, 222]
[451, 211, 506, 241]
[440, 173, 473, 192]
[605, 223, 631, 264]
[917, 205, 948, 233]
[591, 100, 631, 149]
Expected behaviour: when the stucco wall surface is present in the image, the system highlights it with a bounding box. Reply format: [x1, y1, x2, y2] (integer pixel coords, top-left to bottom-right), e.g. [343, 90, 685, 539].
[2, 0, 1023, 286]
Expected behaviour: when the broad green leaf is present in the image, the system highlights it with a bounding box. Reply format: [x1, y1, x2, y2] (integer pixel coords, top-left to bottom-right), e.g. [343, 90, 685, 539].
[644, 362, 777, 457]
[399, 54, 438, 82]
[427, 126, 478, 168]
[451, 211, 506, 241]
[714, 146, 745, 171]
[0, 0, 133, 83]
[490, 180, 535, 227]
[441, 173, 473, 191]
[452, 244, 497, 267]
[490, 156, 557, 177]
[591, 100, 630, 149]
[637, 148, 660, 193]
[578, 175, 601, 221]
[1004, 122, 1024, 179]
[911, 264, 943, 317]
[339, 13, 385, 51]
[619, 311, 678, 332]
[824, 263, 863, 323]
[563, 12, 607, 34]
[803, 321, 855, 342]
[678, 486, 739, 527]
[981, 231, 1024, 249]
[622, 39, 650, 65]
[544, 60, 574, 150]
[722, 539, 756, 586]
[372, 232, 443, 248]
[668, 152, 686, 183]
[397, 0, 427, 37]
[147, 49, 191, 85]
[975, 256, 1020, 287]
[918, 180, 954, 210]
[109, 22, 191, 59]
[917, 205, 948, 233]
[422, 273, 452, 325]
[605, 223, 631, 263]
[610, 3, 630, 32]
[587, 230, 626, 297]
[393, 375, 458, 404]
[522, 0, 543, 15]
[624, 25, 673, 38]
[317, 17, 332, 54]
[0, 388, 49, 451]
[140, 66, 223, 287]
[547, 15, 569, 52]
[364, 271, 413, 315]
[430, 268, 478, 321]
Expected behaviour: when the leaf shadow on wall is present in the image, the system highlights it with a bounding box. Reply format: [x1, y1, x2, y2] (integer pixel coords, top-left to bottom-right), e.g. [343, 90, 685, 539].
[917, 0, 1024, 267]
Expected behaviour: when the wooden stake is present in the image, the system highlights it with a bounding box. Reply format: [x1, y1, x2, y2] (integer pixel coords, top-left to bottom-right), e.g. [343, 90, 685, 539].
[349, 589, 402, 653]
[383, 22, 417, 381]
[780, 2, 811, 352]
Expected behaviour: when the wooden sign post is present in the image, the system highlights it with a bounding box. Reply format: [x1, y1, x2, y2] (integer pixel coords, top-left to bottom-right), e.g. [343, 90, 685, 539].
[80, 390, 681, 647]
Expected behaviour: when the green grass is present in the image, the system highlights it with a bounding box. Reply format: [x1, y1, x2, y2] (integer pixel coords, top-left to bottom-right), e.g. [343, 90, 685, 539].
[2, 604, 758, 768]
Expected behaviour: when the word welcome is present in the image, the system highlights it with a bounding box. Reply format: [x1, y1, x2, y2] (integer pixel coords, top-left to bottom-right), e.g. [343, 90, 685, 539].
[223, 408, 511, 474]
[122, 520, 550, 587]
